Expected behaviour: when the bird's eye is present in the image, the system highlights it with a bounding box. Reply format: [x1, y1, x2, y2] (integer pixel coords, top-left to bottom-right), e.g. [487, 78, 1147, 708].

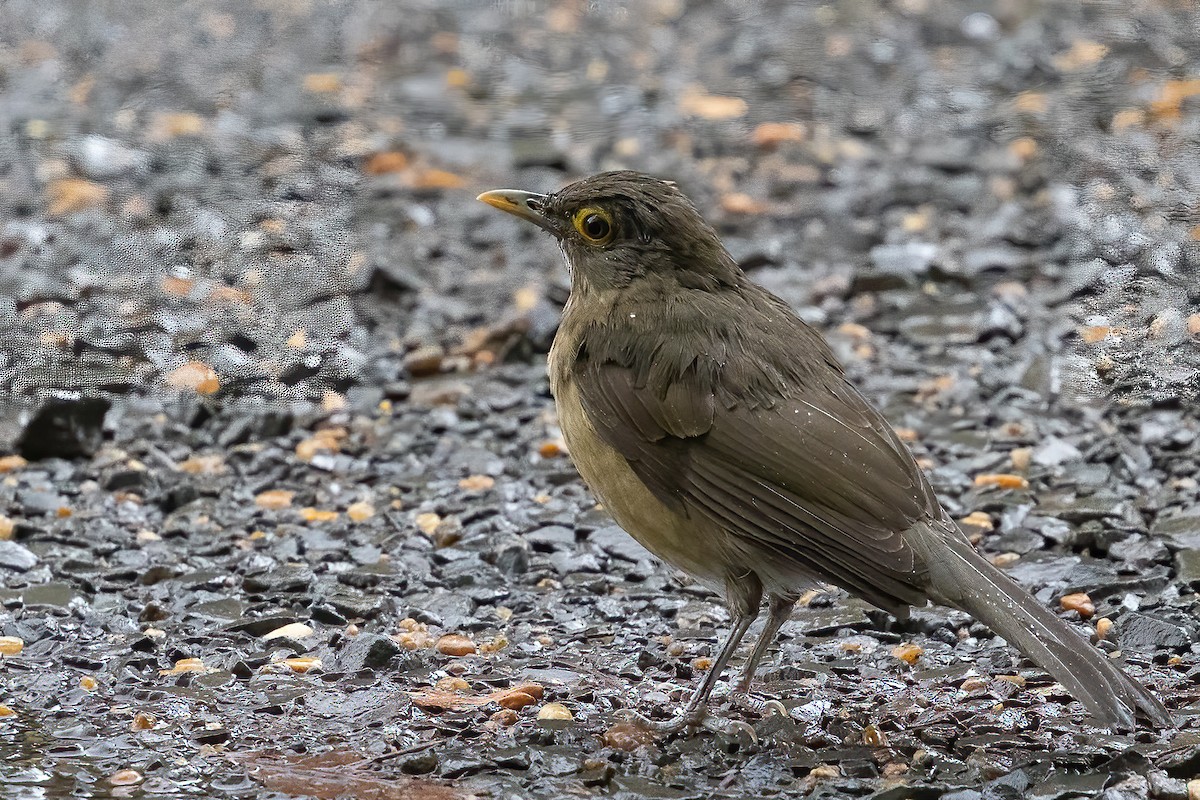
[572, 207, 614, 244]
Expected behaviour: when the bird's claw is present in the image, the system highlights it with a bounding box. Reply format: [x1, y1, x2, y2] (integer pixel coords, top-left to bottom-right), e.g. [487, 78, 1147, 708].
[699, 714, 758, 743]
[617, 704, 707, 734]
[731, 691, 788, 720]
[618, 703, 757, 744]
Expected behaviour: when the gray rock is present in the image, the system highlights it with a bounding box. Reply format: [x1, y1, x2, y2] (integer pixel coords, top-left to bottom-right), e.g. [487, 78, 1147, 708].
[490, 535, 530, 575]
[524, 524, 576, 550]
[327, 591, 386, 620]
[1146, 770, 1188, 800]
[70, 135, 149, 179]
[899, 312, 983, 346]
[243, 564, 315, 593]
[869, 242, 938, 275]
[334, 633, 402, 671]
[0, 540, 38, 571]
[1117, 612, 1196, 651]
[990, 528, 1045, 555]
[962, 245, 1026, 274]
[1108, 535, 1169, 569]
[1151, 509, 1200, 550]
[1174, 550, 1200, 589]
[1032, 437, 1083, 466]
[549, 550, 602, 575]
[17, 490, 67, 515]
[588, 525, 656, 563]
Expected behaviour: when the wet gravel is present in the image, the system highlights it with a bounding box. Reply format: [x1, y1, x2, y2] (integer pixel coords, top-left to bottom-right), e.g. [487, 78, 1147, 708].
[2, 1, 1200, 798]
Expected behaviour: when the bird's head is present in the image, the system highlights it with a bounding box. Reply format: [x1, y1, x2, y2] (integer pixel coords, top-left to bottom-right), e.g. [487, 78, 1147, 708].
[478, 170, 741, 293]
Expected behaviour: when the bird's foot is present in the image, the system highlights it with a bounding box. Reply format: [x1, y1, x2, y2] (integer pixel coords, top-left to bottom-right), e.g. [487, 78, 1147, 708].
[620, 703, 757, 743]
[730, 691, 788, 720]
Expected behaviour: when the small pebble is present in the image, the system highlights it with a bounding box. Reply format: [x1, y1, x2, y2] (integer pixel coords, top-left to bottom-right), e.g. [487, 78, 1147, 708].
[536, 702, 573, 721]
[130, 712, 156, 731]
[299, 507, 338, 523]
[262, 622, 314, 640]
[158, 658, 211, 676]
[165, 361, 220, 394]
[490, 709, 519, 727]
[346, 501, 375, 522]
[435, 634, 476, 656]
[436, 676, 470, 692]
[602, 721, 656, 751]
[974, 473, 1030, 490]
[0, 456, 30, 473]
[177, 455, 226, 474]
[262, 657, 321, 674]
[892, 643, 923, 664]
[255, 490, 294, 510]
[1060, 592, 1095, 619]
[458, 475, 495, 492]
[108, 770, 142, 786]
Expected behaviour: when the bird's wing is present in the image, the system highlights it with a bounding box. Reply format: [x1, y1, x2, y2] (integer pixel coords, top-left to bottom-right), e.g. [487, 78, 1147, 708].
[574, 356, 939, 613]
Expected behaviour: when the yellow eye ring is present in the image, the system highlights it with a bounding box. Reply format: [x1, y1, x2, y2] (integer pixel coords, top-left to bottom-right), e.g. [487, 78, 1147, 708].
[572, 207, 614, 244]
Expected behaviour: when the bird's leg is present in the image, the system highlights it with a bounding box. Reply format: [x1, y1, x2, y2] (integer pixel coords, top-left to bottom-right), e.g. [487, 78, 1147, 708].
[731, 593, 796, 718]
[626, 572, 762, 739]
[683, 612, 756, 713]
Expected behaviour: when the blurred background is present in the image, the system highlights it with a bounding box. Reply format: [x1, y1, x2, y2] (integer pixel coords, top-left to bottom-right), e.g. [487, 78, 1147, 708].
[1, 0, 1197, 420]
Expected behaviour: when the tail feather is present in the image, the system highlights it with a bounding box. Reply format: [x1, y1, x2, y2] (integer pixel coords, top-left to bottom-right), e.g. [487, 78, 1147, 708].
[918, 523, 1172, 729]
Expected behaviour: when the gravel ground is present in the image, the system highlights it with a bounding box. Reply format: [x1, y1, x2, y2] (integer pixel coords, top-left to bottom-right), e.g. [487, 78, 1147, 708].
[2, 1, 1200, 798]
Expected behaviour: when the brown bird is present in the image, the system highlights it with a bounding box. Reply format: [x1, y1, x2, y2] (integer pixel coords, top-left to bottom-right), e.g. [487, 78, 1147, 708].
[478, 171, 1171, 733]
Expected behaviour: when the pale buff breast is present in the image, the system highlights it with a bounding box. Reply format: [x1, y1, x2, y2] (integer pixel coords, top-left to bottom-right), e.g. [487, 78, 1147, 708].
[548, 335, 732, 591]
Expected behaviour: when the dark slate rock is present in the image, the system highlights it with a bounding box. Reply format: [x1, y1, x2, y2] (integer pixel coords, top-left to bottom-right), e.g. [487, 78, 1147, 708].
[982, 769, 1030, 800]
[1108, 535, 1169, 569]
[438, 753, 494, 779]
[1117, 612, 1196, 651]
[333, 633, 402, 671]
[326, 591, 386, 620]
[588, 525, 656, 563]
[242, 564, 315, 593]
[398, 749, 438, 775]
[226, 615, 304, 638]
[16, 397, 111, 460]
[1152, 510, 1200, 550]
[490, 535, 531, 576]
[524, 524, 577, 550]
[404, 591, 472, 629]
[990, 528, 1045, 555]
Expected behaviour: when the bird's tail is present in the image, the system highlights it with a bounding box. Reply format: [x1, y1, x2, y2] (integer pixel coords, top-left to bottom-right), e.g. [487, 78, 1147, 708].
[917, 522, 1172, 729]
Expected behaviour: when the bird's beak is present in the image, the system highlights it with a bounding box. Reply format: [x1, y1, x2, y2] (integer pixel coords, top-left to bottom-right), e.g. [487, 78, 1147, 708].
[476, 189, 555, 234]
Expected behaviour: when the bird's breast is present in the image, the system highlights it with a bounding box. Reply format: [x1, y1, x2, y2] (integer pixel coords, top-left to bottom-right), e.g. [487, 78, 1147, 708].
[547, 348, 730, 591]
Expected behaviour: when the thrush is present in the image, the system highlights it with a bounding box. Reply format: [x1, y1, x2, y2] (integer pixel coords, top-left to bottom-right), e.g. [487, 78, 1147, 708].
[478, 170, 1172, 733]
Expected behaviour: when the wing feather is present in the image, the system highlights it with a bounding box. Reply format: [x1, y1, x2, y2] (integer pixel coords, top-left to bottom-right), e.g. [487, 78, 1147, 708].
[574, 352, 937, 612]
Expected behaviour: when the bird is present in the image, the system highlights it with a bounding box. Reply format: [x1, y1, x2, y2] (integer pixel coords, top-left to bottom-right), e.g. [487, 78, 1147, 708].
[477, 170, 1172, 734]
